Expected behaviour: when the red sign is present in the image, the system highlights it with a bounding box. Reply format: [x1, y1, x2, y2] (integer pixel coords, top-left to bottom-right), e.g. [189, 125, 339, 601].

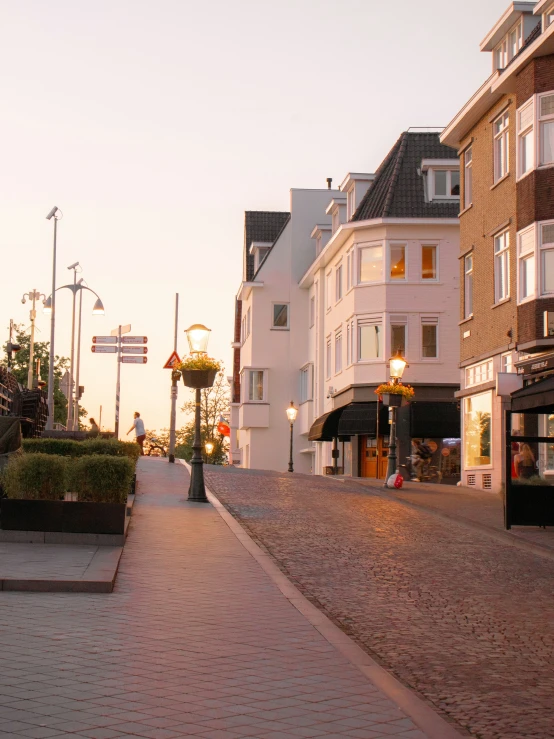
[121, 336, 148, 344]
[121, 356, 148, 364]
[163, 351, 181, 369]
[121, 347, 148, 355]
[91, 346, 118, 353]
[93, 336, 117, 344]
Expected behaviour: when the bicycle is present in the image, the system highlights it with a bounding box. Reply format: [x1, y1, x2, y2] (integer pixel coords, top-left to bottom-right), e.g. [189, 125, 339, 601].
[402, 457, 442, 484]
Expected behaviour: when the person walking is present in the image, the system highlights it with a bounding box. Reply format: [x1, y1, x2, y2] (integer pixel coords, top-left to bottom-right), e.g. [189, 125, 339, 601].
[88, 418, 100, 438]
[126, 411, 146, 455]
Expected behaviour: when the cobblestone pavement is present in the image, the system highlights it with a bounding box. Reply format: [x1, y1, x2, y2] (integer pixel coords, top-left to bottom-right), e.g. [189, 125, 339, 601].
[0, 458, 449, 739]
[205, 466, 554, 739]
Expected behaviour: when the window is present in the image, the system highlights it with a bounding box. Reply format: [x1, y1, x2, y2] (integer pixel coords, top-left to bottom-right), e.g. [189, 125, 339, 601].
[326, 337, 332, 379]
[335, 332, 343, 374]
[300, 365, 313, 403]
[539, 93, 554, 166]
[346, 249, 353, 290]
[391, 323, 406, 355]
[326, 272, 332, 310]
[494, 112, 509, 182]
[358, 321, 382, 360]
[309, 296, 315, 328]
[430, 169, 459, 199]
[501, 353, 514, 373]
[517, 100, 534, 178]
[247, 370, 265, 402]
[464, 392, 492, 467]
[359, 245, 383, 283]
[495, 38, 508, 70]
[272, 303, 289, 329]
[541, 221, 554, 294]
[518, 226, 535, 301]
[494, 22, 522, 69]
[332, 209, 340, 234]
[464, 147, 473, 208]
[421, 318, 438, 359]
[466, 360, 493, 388]
[346, 319, 354, 365]
[494, 230, 510, 302]
[346, 187, 355, 220]
[389, 244, 406, 280]
[335, 264, 343, 302]
[464, 253, 474, 318]
[241, 316, 246, 344]
[256, 247, 269, 270]
[246, 307, 251, 338]
[422, 245, 437, 280]
[545, 5, 554, 29]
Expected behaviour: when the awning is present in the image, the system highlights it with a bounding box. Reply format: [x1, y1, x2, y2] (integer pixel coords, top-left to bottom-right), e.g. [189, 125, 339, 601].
[338, 403, 389, 438]
[308, 407, 345, 441]
[511, 375, 554, 414]
[410, 401, 460, 438]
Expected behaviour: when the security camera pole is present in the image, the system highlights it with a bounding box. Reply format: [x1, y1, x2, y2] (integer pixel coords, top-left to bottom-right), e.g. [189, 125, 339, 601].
[21, 290, 47, 388]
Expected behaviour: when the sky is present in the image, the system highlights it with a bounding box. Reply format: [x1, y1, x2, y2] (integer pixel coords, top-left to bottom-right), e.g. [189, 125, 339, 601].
[0, 0, 510, 433]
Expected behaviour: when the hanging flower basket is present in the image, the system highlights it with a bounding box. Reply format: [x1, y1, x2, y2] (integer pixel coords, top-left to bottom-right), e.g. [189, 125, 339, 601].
[381, 393, 403, 407]
[376, 383, 414, 407]
[177, 356, 221, 389]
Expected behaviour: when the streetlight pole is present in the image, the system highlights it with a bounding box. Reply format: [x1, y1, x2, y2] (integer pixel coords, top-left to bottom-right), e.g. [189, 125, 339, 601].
[169, 293, 179, 463]
[383, 350, 408, 488]
[45, 206, 60, 429]
[21, 290, 47, 388]
[286, 401, 298, 473]
[74, 283, 84, 428]
[184, 324, 212, 503]
[66, 263, 80, 430]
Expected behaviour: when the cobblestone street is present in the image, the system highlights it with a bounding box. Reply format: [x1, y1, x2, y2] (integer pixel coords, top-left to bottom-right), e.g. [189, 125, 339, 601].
[205, 467, 554, 739]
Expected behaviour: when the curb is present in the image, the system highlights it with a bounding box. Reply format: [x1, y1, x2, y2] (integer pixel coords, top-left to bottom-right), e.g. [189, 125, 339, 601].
[178, 460, 467, 739]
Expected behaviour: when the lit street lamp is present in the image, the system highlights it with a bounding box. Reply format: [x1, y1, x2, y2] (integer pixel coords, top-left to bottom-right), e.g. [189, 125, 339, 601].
[384, 349, 408, 488]
[186, 323, 211, 502]
[205, 441, 214, 463]
[21, 290, 47, 388]
[286, 401, 298, 473]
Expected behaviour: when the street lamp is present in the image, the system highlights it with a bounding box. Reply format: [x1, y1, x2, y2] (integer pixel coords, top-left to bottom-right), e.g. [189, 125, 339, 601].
[286, 401, 298, 473]
[21, 290, 47, 388]
[205, 441, 214, 463]
[45, 206, 61, 429]
[384, 349, 408, 487]
[185, 323, 211, 502]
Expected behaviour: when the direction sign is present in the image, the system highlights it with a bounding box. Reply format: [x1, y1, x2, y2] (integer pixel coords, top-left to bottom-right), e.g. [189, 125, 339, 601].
[93, 336, 117, 344]
[111, 324, 131, 337]
[121, 346, 148, 355]
[121, 356, 148, 364]
[91, 345, 118, 353]
[121, 336, 148, 345]
[163, 351, 181, 369]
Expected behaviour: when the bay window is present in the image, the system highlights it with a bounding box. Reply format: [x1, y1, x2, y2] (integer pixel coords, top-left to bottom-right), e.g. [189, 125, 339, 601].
[464, 392, 492, 468]
[541, 222, 554, 294]
[247, 370, 266, 402]
[494, 111, 509, 182]
[539, 93, 554, 166]
[494, 230, 510, 303]
[517, 226, 536, 302]
[346, 249, 353, 290]
[358, 321, 382, 361]
[346, 319, 354, 365]
[391, 320, 406, 356]
[359, 245, 383, 283]
[517, 100, 534, 178]
[389, 244, 406, 280]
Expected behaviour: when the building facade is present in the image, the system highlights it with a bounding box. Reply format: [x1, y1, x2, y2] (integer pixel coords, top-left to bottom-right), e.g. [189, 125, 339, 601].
[441, 0, 554, 492]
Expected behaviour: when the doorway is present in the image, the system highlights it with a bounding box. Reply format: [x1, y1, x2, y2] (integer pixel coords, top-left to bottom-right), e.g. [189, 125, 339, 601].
[361, 436, 389, 478]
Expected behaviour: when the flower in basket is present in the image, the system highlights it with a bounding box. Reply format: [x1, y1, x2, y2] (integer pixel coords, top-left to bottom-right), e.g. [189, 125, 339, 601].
[176, 356, 222, 372]
[375, 382, 415, 401]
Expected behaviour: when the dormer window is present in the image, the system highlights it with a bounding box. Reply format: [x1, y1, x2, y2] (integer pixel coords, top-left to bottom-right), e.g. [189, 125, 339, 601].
[346, 187, 356, 220]
[249, 241, 272, 273]
[543, 3, 554, 30]
[494, 20, 522, 70]
[421, 159, 460, 201]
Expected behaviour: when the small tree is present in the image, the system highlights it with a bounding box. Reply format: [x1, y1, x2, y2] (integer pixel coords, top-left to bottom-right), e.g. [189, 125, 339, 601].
[180, 369, 230, 464]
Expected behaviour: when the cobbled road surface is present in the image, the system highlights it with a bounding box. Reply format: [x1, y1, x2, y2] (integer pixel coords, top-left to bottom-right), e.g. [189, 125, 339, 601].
[205, 467, 554, 739]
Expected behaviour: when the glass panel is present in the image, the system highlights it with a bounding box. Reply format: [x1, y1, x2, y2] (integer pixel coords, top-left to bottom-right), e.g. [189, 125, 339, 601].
[464, 392, 491, 467]
[273, 304, 288, 327]
[422, 324, 437, 358]
[541, 94, 554, 117]
[520, 103, 533, 131]
[521, 254, 535, 299]
[450, 170, 460, 196]
[389, 245, 406, 280]
[248, 371, 264, 401]
[335, 335, 342, 373]
[540, 120, 554, 165]
[465, 271, 473, 317]
[434, 170, 447, 196]
[422, 246, 436, 279]
[543, 249, 554, 293]
[521, 130, 533, 174]
[391, 325, 405, 355]
[543, 223, 554, 245]
[359, 324, 381, 360]
[359, 246, 383, 283]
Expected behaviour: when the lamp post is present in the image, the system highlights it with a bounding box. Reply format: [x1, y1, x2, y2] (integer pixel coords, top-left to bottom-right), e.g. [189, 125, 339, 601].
[286, 401, 298, 472]
[45, 206, 61, 429]
[186, 323, 211, 502]
[21, 290, 47, 388]
[384, 349, 408, 488]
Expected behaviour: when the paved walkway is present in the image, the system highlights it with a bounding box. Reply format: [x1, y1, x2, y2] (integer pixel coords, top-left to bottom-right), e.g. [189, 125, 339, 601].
[0, 458, 459, 739]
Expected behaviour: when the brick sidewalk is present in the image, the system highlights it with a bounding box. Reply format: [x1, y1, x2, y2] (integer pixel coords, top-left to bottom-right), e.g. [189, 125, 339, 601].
[0, 458, 459, 739]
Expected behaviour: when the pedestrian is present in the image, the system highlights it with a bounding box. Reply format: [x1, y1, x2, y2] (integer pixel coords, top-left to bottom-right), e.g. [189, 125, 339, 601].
[126, 411, 146, 455]
[514, 443, 536, 479]
[412, 439, 433, 481]
[88, 418, 100, 438]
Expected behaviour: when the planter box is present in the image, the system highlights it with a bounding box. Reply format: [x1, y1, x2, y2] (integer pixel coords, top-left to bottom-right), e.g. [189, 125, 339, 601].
[381, 393, 403, 407]
[1, 499, 126, 535]
[181, 369, 217, 389]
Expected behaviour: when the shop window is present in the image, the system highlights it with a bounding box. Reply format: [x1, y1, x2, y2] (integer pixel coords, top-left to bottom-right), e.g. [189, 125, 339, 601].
[464, 392, 492, 468]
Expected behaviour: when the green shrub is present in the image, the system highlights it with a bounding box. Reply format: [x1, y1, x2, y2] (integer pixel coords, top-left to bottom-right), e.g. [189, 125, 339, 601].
[80, 439, 141, 461]
[70, 455, 135, 503]
[22, 437, 140, 462]
[3, 454, 68, 500]
[22, 438, 81, 457]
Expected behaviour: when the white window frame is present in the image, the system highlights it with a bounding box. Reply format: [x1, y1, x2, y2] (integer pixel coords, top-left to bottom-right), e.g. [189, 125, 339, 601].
[421, 244, 438, 281]
[332, 209, 340, 234]
[544, 4, 554, 30]
[494, 111, 510, 182]
[325, 336, 332, 379]
[334, 330, 343, 375]
[464, 253, 474, 319]
[390, 316, 407, 357]
[388, 242, 407, 281]
[299, 364, 313, 403]
[358, 319, 383, 362]
[421, 317, 439, 360]
[241, 315, 246, 345]
[517, 98, 535, 180]
[539, 91, 554, 167]
[346, 318, 354, 366]
[335, 263, 343, 303]
[464, 147, 473, 208]
[272, 303, 289, 330]
[494, 20, 522, 70]
[428, 168, 460, 200]
[358, 243, 384, 284]
[463, 390, 493, 470]
[346, 187, 356, 220]
[346, 249, 354, 291]
[325, 272, 332, 311]
[494, 230, 510, 303]
[309, 295, 315, 328]
[517, 224, 537, 304]
[246, 307, 251, 338]
[540, 220, 554, 295]
[243, 368, 268, 403]
[501, 352, 514, 374]
[465, 359, 494, 389]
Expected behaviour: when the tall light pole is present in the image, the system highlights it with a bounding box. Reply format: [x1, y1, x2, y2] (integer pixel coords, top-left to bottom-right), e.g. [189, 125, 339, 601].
[21, 290, 47, 388]
[286, 401, 298, 472]
[384, 349, 408, 487]
[185, 323, 211, 502]
[45, 206, 61, 429]
[66, 262, 81, 429]
[169, 293, 179, 463]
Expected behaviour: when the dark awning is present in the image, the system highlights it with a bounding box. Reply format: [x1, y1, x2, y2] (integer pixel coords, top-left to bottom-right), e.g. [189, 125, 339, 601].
[410, 401, 460, 438]
[511, 375, 554, 414]
[338, 403, 389, 438]
[308, 407, 345, 441]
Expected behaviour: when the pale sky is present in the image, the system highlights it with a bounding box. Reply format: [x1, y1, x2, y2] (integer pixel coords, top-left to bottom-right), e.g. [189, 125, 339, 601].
[0, 0, 509, 433]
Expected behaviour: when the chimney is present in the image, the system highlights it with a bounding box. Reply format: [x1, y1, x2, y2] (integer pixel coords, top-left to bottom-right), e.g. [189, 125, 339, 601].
[326, 177, 332, 190]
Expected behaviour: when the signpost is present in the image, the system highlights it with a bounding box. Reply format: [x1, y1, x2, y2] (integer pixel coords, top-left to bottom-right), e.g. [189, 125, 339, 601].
[167, 295, 180, 463]
[90, 324, 147, 438]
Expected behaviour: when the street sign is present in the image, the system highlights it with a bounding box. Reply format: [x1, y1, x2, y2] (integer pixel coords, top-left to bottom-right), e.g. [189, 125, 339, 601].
[91, 346, 118, 353]
[121, 336, 148, 345]
[111, 324, 131, 337]
[93, 336, 117, 344]
[121, 356, 148, 364]
[163, 351, 181, 369]
[121, 346, 148, 355]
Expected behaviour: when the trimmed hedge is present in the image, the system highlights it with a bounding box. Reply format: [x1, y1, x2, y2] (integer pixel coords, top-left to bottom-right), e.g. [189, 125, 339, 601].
[3, 454, 68, 500]
[70, 456, 135, 504]
[22, 438, 140, 461]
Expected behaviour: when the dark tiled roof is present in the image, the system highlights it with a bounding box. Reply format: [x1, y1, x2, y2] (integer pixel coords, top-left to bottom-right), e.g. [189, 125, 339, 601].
[244, 211, 290, 281]
[352, 132, 459, 221]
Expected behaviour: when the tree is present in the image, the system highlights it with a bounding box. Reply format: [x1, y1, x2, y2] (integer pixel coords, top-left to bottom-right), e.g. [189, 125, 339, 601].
[179, 370, 230, 464]
[2, 324, 87, 427]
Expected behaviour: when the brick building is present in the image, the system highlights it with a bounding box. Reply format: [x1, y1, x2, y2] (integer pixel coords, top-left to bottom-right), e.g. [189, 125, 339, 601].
[441, 0, 554, 492]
